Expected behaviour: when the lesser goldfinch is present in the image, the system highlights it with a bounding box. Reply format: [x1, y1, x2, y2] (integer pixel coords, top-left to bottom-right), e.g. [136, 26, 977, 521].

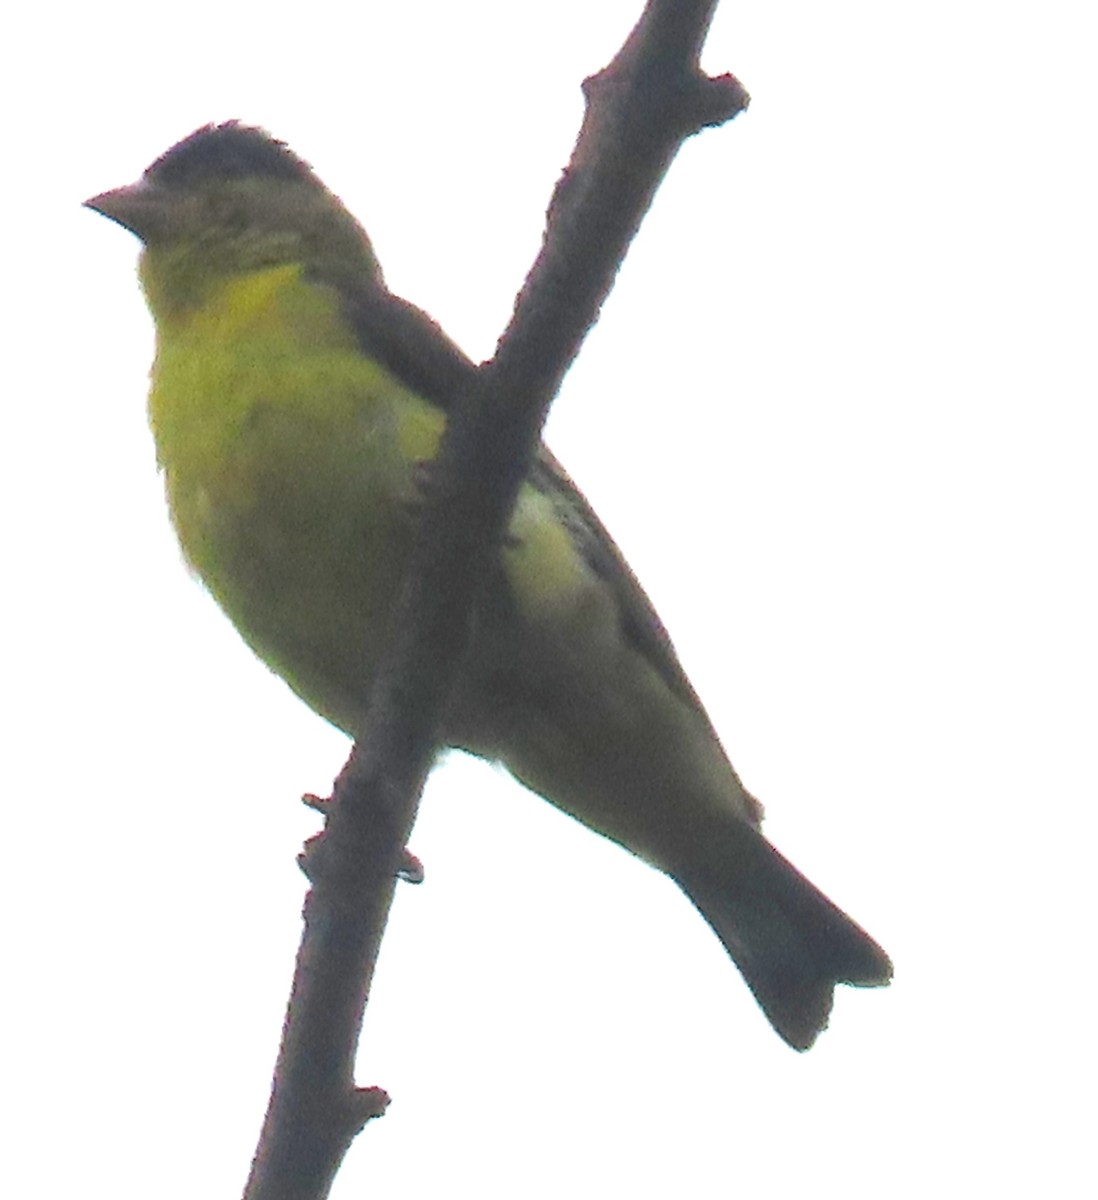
[86, 123, 891, 1049]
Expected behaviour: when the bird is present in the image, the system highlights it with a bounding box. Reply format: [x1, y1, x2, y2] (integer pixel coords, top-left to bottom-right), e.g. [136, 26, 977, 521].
[86, 122, 891, 1049]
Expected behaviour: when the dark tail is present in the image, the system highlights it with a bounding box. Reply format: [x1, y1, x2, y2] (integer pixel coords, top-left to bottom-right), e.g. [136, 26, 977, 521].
[672, 824, 892, 1050]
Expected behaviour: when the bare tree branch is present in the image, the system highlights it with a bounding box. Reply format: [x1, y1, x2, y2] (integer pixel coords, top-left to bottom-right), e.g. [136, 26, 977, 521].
[244, 3, 747, 1197]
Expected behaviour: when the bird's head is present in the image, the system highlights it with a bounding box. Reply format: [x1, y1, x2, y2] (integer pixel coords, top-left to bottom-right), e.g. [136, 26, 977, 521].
[86, 122, 382, 315]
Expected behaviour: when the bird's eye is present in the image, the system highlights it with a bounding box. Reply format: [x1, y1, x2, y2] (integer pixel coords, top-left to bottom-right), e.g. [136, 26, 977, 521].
[207, 192, 248, 235]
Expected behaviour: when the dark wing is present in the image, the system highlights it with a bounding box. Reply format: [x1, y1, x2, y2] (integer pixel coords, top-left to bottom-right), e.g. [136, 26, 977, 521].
[340, 282, 482, 408]
[339, 279, 713, 720]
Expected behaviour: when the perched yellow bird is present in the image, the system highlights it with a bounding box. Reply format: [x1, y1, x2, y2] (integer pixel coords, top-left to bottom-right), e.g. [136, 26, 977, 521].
[87, 123, 891, 1049]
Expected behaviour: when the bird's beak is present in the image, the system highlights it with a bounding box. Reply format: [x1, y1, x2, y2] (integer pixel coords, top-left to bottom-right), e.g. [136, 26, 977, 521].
[84, 181, 163, 241]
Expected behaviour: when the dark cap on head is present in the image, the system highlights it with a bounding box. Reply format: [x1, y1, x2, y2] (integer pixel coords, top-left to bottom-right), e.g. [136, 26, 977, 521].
[145, 122, 314, 188]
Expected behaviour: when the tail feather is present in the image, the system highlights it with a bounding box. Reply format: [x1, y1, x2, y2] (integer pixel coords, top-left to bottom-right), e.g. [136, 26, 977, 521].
[673, 827, 892, 1050]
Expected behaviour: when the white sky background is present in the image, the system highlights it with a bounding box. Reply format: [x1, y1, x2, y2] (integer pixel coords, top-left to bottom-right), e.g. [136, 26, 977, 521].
[4, 1, 1094, 1196]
